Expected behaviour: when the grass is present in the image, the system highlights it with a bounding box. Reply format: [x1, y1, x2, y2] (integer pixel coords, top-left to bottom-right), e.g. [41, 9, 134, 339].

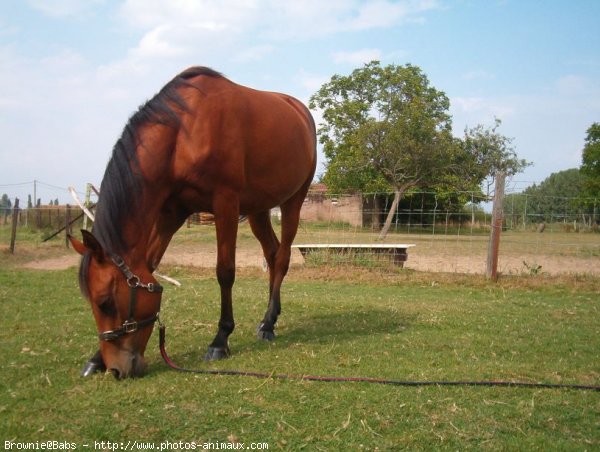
[1, 250, 599, 449]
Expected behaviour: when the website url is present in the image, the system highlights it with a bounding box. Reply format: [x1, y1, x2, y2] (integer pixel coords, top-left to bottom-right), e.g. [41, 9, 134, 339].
[4, 441, 269, 451]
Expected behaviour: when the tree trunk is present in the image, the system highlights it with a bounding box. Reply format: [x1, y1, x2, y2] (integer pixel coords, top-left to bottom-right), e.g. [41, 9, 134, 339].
[378, 189, 403, 240]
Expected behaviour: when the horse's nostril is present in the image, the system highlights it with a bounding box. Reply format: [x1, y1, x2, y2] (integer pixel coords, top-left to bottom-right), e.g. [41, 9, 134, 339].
[109, 368, 122, 380]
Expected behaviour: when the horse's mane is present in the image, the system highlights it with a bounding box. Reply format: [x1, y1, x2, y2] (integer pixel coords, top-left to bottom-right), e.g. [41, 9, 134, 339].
[79, 67, 222, 296]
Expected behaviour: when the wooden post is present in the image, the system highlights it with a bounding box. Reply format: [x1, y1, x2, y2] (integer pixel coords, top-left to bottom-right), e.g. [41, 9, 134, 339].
[83, 183, 92, 230]
[486, 172, 506, 280]
[36, 200, 41, 229]
[9, 198, 20, 254]
[65, 204, 71, 248]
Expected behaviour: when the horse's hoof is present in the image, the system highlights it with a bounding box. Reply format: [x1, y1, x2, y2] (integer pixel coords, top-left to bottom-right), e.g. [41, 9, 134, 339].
[256, 324, 275, 341]
[204, 346, 230, 361]
[80, 359, 106, 377]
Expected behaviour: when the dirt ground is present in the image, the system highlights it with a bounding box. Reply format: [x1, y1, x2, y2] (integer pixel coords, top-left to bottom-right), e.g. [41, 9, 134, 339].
[21, 244, 599, 276]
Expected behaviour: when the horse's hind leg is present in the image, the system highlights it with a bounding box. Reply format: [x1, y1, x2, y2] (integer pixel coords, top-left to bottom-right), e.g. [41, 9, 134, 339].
[248, 211, 280, 340]
[205, 191, 239, 360]
[248, 210, 280, 291]
[254, 195, 304, 341]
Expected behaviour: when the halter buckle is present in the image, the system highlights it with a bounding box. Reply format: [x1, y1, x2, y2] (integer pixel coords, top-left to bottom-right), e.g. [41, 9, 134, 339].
[123, 320, 138, 334]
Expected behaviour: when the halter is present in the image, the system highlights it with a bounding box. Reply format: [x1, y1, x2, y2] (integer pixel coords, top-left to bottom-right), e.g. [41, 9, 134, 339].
[97, 254, 163, 341]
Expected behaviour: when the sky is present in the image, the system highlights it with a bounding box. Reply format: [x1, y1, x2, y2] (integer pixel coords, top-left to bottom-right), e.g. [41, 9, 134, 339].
[1, 0, 599, 205]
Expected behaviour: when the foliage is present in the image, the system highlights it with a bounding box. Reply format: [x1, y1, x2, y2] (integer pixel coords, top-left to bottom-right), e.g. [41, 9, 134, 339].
[310, 61, 463, 238]
[461, 118, 531, 194]
[503, 168, 597, 225]
[310, 63, 531, 238]
[309, 61, 456, 194]
[580, 122, 600, 198]
[1, 193, 12, 214]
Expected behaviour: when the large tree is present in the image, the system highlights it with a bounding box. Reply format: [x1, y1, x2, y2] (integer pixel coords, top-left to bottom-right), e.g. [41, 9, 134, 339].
[310, 61, 459, 238]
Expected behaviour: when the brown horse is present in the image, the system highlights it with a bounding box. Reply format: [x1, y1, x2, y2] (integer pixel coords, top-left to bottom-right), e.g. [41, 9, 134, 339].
[69, 67, 316, 379]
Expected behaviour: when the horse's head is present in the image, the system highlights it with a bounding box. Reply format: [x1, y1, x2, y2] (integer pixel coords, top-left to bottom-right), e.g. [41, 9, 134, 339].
[70, 230, 162, 379]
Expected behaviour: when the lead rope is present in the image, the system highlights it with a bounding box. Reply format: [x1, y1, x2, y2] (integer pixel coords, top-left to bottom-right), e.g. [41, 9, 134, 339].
[157, 322, 599, 391]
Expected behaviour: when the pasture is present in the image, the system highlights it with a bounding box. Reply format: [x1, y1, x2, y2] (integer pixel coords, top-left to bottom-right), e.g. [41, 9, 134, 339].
[1, 231, 599, 450]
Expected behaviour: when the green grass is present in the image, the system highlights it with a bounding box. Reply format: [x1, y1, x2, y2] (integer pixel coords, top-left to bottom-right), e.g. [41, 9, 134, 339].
[1, 261, 599, 450]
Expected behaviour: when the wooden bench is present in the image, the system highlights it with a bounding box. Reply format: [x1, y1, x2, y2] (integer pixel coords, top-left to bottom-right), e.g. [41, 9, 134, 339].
[292, 243, 415, 267]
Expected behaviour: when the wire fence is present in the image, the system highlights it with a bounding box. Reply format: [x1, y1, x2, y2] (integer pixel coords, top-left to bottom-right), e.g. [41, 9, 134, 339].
[292, 190, 599, 275]
[2, 190, 599, 276]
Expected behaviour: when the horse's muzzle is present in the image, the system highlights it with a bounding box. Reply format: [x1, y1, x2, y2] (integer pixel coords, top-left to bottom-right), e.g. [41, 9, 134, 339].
[107, 351, 147, 379]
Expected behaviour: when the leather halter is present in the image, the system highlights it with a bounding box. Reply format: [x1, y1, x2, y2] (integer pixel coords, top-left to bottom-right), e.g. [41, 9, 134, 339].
[97, 254, 163, 341]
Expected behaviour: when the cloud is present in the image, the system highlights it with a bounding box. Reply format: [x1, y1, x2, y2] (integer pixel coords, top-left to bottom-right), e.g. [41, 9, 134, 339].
[450, 96, 517, 133]
[119, 0, 258, 31]
[133, 24, 189, 59]
[27, 0, 105, 18]
[233, 45, 275, 63]
[333, 48, 382, 65]
[297, 73, 330, 94]
[462, 69, 495, 81]
[554, 74, 593, 96]
[119, 0, 441, 47]
[265, 0, 440, 38]
[451, 96, 514, 117]
[347, 0, 438, 29]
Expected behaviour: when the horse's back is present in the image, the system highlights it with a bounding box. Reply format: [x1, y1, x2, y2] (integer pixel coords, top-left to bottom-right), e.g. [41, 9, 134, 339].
[176, 74, 316, 212]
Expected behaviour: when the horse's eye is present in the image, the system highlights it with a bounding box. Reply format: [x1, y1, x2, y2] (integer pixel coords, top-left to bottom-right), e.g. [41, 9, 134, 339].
[98, 296, 117, 316]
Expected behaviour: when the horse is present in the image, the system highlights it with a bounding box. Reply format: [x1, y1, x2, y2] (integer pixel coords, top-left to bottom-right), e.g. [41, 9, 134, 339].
[69, 67, 317, 379]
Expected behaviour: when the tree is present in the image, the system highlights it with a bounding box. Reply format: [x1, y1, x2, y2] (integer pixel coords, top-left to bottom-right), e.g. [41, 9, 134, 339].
[461, 118, 531, 196]
[1, 193, 12, 214]
[310, 61, 458, 238]
[580, 122, 600, 198]
[503, 168, 594, 225]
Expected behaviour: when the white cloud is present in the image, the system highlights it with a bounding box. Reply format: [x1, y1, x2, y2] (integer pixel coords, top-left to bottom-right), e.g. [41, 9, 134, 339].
[119, 0, 258, 31]
[27, 0, 105, 18]
[133, 24, 188, 59]
[348, 0, 418, 29]
[554, 74, 592, 95]
[333, 48, 382, 65]
[265, 0, 440, 38]
[452, 96, 515, 119]
[462, 69, 495, 81]
[233, 45, 274, 63]
[118, 0, 441, 50]
[297, 73, 329, 94]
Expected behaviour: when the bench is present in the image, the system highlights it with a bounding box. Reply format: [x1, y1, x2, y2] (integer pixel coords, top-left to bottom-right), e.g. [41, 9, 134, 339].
[292, 243, 415, 267]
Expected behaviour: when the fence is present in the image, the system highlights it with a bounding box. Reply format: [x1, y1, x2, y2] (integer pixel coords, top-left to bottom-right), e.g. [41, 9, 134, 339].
[2, 190, 599, 276]
[1, 203, 86, 253]
[1, 205, 85, 230]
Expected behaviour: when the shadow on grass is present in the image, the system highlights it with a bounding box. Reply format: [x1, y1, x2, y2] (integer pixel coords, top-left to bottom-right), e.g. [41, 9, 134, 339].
[151, 306, 416, 372]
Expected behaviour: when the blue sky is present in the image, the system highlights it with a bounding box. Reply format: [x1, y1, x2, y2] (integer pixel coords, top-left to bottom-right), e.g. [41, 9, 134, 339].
[1, 0, 599, 204]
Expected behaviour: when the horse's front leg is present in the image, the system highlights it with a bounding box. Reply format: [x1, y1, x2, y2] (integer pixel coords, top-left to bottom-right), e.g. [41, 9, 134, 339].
[80, 350, 106, 376]
[204, 192, 239, 361]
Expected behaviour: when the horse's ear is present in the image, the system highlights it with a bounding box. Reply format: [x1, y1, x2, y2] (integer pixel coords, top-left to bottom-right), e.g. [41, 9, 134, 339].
[68, 233, 87, 256]
[69, 230, 105, 263]
[81, 230, 105, 262]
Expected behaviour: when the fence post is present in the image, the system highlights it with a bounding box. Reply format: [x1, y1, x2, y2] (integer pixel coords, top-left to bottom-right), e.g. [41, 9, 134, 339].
[36, 200, 41, 229]
[65, 204, 71, 248]
[83, 183, 92, 230]
[9, 198, 20, 254]
[486, 172, 506, 280]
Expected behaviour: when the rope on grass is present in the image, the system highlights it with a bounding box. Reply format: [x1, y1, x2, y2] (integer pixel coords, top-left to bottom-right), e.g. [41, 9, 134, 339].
[158, 325, 599, 391]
